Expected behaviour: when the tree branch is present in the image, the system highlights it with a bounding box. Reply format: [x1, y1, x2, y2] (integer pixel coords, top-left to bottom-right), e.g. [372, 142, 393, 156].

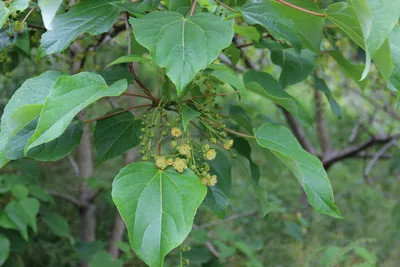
[364, 139, 397, 178]
[47, 190, 81, 207]
[314, 89, 331, 156]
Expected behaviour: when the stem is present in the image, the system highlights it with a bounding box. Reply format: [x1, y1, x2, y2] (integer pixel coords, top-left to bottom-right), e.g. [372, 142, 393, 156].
[215, 0, 238, 13]
[22, 6, 38, 23]
[224, 12, 241, 20]
[275, 0, 325, 17]
[122, 92, 153, 100]
[158, 112, 162, 156]
[189, 0, 197, 16]
[224, 128, 255, 139]
[83, 104, 153, 124]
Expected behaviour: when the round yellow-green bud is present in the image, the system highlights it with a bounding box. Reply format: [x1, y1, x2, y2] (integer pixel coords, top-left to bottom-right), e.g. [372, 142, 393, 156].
[179, 144, 191, 157]
[155, 156, 168, 170]
[171, 127, 182, 138]
[201, 177, 208, 186]
[204, 149, 217, 161]
[167, 158, 174, 166]
[209, 137, 217, 144]
[202, 144, 210, 151]
[209, 175, 217, 186]
[171, 140, 178, 148]
[173, 158, 187, 173]
[223, 139, 234, 150]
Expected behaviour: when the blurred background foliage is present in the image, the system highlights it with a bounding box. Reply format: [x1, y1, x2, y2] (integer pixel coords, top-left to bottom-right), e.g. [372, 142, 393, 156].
[1, 0, 400, 266]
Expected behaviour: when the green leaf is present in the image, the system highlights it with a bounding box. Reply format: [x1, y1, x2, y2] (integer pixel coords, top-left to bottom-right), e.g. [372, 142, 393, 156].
[271, 0, 324, 52]
[94, 109, 141, 164]
[243, 70, 312, 126]
[138, 0, 161, 11]
[167, 0, 192, 14]
[0, 234, 10, 265]
[327, 50, 368, 89]
[0, 2, 10, 28]
[179, 104, 201, 132]
[104, 55, 147, 69]
[229, 106, 253, 133]
[0, 211, 18, 230]
[234, 24, 260, 42]
[39, 0, 134, 56]
[5, 198, 40, 240]
[205, 64, 246, 96]
[224, 44, 241, 68]
[388, 25, 400, 91]
[112, 162, 207, 267]
[203, 151, 232, 219]
[27, 185, 54, 203]
[313, 76, 341, 117]
[38, 0, 64, 30]
[8, 0, 30, 12]
[25, 73, 127, 152]
[11, 185, 29, 200]
[233, 137, 260, 184]
[0, 27, 17, 52]
[89, 251, 123, 267]
[255, 123, 342, 218]
[241, 0, 301, 53]
[43, 212, 71, 238]
[130, 11, 234, 94]
[27, 120, 83, 161]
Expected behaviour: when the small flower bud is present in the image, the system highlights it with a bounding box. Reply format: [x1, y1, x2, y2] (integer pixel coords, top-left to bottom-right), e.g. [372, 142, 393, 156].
[204, 149, 217, 161]
[173, 158, 187, 173]
[171, 127, 182, 138]
[223, 139, 234, 150]
[155, 156, 168, 170]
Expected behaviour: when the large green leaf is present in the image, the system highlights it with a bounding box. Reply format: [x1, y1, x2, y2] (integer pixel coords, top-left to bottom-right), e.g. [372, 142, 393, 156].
[313, 76, 341, 117]
[138, 0, 161, 11]
[0, 234, 10, 265]
[0, 2, 10, 28]
[255, 123, 342, 218]
[8, 0, 30, 12]
[39, 0, 136, 56]
[38, 0, 64, 30]
[94, 109, 141, 164]
[130, 11, 233, 94]
[5, 198, 40, 240]
[388, 25, 400, 91]
[112, 162, 207, 267]
[243, 70, 312, 126]
[271, 0, 325, 52]
[203, 150, 232, 219]
[241, 0, 301, 53]
[25, 73, 127, 152]
[43, 212, 71, 238]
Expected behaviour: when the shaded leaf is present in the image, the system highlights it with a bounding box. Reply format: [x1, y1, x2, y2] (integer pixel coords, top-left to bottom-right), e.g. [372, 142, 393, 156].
[27, 185, 54, 203]
[43, 212, 71, 238]
[229, 106, 253, 133]
[241, 0, 301, 53]
[234, 24, 260, 42]
[112, 162, 207, 267]
[94, 109, 141, 164]
[138, 0, 161, 11]
[0, 2, 10, 28]
[104, 55, 147, 69]
[179, 104, 201, 132]
[203, 151, 232, 219]
[11, 185, 29, 200]
[313, 76, 341, 117]
[89, 251, 123, 267]
[26, 73, 127, 151]
[130, 11, 233, 94]
[388, 25, 400, 91]
[255, 123, 342, 218]
[205, 64, 246, 96]
[224, 44, 241, 68]
[8, 0, 30, 12]
[243, 70, 312, 126]
[0, 234, 10, 265]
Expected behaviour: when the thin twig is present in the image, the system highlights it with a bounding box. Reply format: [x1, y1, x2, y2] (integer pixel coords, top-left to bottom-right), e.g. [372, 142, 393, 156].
[83, 104, 153, 124]
[67, 155, 80, 176]
[364, 139, 397, 177]
[215, 0, 238, 13]
[225, 127, 255, 139]
[22, 6, 38, 23]
[206, 242, 220, 259]
[122, 92, 153, 100]
[158, 112, 162, 156]
[189, 0, 197, 16]
[184, 92, 239, 101]
[47, 190, 81, 207]
[275, 0, 325, 17]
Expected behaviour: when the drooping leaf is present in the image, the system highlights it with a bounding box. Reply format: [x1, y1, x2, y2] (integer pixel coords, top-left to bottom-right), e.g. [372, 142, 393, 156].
[0, 234, 10, 265]
[25, 73, 127, 152]
[112, 162, 207, 267]
[233, 137, 260, 184]
[27, 185, 54, 203]
[0, 211, 18, 230]
[205, 64, 246, 96]
[94, 109, 141, 164]
[240, 0, 301, 53]
[11, 185, 29, 200]
[138, 0, 161, 11]
[39, 0, 137, 56]
[271, 0, 325, 52]
[203, 150, 232, 219]
[43, 212, 71, 238]
[234, 24, 260, 42]
[130, 11, 234, 94]
[224, 44, 241, 68]
[179, 104, 201, 132]
[104, 55, 148, 69]
[168, 0, 192, 15]
[326, 50, 368, 89]
[0, 2, 10, 28]
[27, 120, 83, 161]
[255, 123, 342, 218]
[89, 251, 123, 267]
[388, 25, 400, 91]
[5, 198, 40, 240]
[38, 0, 64, 30]
[313, 76, 341, 117]
[229, 106, 253, 133]
[243, 70, 312, 126]
[8, 0, 30, 12]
